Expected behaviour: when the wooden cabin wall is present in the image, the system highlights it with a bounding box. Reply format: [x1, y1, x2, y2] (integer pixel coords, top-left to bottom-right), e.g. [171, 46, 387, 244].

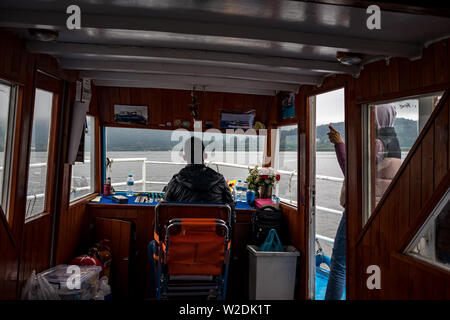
[0, 29, 30, 299]
[290, 38, 450, 300]
[354, 93, 450, 299]
[0, 28, 85, 298]
[53, 84, 99, 266]
[95, 86, 276, 130]
[278, 85, 309, 300]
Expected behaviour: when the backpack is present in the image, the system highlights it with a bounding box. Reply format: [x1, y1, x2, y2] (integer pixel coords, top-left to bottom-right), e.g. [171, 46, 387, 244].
[251, 206, 288, 246]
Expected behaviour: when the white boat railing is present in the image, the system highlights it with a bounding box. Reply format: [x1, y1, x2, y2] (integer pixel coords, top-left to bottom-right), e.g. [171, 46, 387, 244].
[316, 234, 335, 244]
[27, 157, 341, 244]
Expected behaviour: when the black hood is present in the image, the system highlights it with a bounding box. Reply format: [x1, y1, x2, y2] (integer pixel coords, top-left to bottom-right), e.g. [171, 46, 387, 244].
[175, 164, 225, 192]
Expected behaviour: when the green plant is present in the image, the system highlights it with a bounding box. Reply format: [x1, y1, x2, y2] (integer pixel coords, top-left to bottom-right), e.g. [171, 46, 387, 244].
[246, 165, 260, 191]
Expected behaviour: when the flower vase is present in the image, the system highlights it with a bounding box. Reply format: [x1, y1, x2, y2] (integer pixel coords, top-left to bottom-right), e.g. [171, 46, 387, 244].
[258, 185, 272, 199]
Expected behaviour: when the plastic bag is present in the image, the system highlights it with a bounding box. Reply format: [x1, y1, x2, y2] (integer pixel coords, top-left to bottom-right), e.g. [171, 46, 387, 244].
[21, 270, 61, 300]
[259, 229, 284, 252]
[93, 276, 112, 300]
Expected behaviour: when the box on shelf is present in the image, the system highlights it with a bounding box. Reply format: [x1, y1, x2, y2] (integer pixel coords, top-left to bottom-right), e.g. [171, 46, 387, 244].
[39, 264, 101, 300]
[254, 198, 280, 209]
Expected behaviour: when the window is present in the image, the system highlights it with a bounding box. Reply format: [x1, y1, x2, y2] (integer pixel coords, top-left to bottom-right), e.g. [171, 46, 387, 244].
[363, 92, 443, 221]
[203, 129, 265, 183]
[0, 82, 16, 221]
[105, 127, 266, 192]
[275, 125, 298, 204]
[406, 187, 450, 272]
[70, 115, 96, 201]
[26, 89, 55, 219]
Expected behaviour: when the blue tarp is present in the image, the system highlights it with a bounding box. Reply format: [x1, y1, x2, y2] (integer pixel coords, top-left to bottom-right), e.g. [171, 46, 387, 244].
[93, 194, 253, 210]
[315, 266, 346, 300]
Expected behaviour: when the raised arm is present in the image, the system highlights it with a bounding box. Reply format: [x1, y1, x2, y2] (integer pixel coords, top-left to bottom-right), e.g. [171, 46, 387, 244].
[328, 125, 346, 176]
[334, 142, 346, 176]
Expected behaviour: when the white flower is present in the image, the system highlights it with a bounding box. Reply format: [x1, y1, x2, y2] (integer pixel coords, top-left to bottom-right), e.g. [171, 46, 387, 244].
[258, 167, 275, 175]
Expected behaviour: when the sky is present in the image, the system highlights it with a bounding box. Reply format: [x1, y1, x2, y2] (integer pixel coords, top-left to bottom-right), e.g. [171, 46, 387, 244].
[314, 88, 422, 125]
[379, 99, 418, 121]
[1, 86, 53, 122]
[315, 88, 345, 126]
[34, 89, 53, 120]
[0, 83, 10, 121]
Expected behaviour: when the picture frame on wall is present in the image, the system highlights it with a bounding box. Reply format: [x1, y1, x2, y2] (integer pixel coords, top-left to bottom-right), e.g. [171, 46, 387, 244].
[114, 104, 148, 126]
[220, 109, 256, 129]
[280, 92, 295, 119]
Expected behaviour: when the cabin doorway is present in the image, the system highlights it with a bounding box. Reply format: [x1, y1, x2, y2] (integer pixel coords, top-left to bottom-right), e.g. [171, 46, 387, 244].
[308, 88, 346, 300]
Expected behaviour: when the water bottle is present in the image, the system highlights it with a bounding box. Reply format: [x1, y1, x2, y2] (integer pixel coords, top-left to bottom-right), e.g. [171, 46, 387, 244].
[232, 185, 237, 201]
[241, 181, 248, 202]
[126, 174, 134, 197]
[236, 180, 243, 201]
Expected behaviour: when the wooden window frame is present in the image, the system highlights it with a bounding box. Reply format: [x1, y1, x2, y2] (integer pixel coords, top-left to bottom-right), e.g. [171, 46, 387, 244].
[274, 124, 298, 207]
[0, 80, 18, 230]
[361, 90, 445, 226]
[102, 126, 268, 193]
[69, 114, 98, 203]
[25, 72, 62, 222]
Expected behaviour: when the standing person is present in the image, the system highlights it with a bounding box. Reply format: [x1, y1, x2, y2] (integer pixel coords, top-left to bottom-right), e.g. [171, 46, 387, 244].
[324, 104, 401, 300]
[373, 104, 402, 205]
[325, 125, 346, 300]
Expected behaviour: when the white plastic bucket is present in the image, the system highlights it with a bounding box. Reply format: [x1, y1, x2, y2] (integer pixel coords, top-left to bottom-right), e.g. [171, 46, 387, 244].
[247, 245, 300, 300]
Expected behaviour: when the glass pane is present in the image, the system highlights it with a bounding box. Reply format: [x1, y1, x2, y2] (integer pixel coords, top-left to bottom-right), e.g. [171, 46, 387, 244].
[315, 88, 346, 261]
[70, 116, 95, 201]
[203, 130, 265, 183]
[276, 125, 298, 204]
[367, 93, 443, 214]
[407, 187, 450, 271]
[0, 83, 11, 207]
[105, 127, 266, 192]
[26, 89, 53, 219]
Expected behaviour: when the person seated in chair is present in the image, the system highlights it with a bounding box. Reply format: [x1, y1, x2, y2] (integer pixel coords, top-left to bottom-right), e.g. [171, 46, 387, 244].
[164, 136, 235, 215]
[147, 137, 234, 297]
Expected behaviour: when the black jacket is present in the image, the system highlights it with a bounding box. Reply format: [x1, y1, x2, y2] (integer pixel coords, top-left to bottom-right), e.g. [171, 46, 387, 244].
[164, 164, 235, 214]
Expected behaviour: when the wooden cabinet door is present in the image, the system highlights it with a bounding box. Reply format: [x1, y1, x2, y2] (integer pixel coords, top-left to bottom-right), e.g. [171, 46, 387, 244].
[228, 213, 253, 299]
[95, 217, 131, 298]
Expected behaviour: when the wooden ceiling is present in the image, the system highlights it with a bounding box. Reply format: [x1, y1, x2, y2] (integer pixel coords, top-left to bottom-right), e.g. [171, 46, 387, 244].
[1, 0, 449, 95]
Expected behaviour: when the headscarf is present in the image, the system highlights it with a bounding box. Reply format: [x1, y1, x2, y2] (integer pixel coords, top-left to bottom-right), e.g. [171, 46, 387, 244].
[375, 104, 397, 129]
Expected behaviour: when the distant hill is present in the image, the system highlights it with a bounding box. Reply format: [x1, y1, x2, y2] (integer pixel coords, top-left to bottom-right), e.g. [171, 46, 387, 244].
[393, 118, 419, 150]
[316, 122, 345, 151]
[315, 118, 418, 151]
[106, 128, 176, 151]
[21, 118, 418, 153]
[105, 128, 264, 152]
[279, 126, 298, 152]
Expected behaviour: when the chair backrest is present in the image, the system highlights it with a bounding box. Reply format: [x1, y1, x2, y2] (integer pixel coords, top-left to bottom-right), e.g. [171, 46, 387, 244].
[165, 218, 230, 275]
[154, 202, 232, 240]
